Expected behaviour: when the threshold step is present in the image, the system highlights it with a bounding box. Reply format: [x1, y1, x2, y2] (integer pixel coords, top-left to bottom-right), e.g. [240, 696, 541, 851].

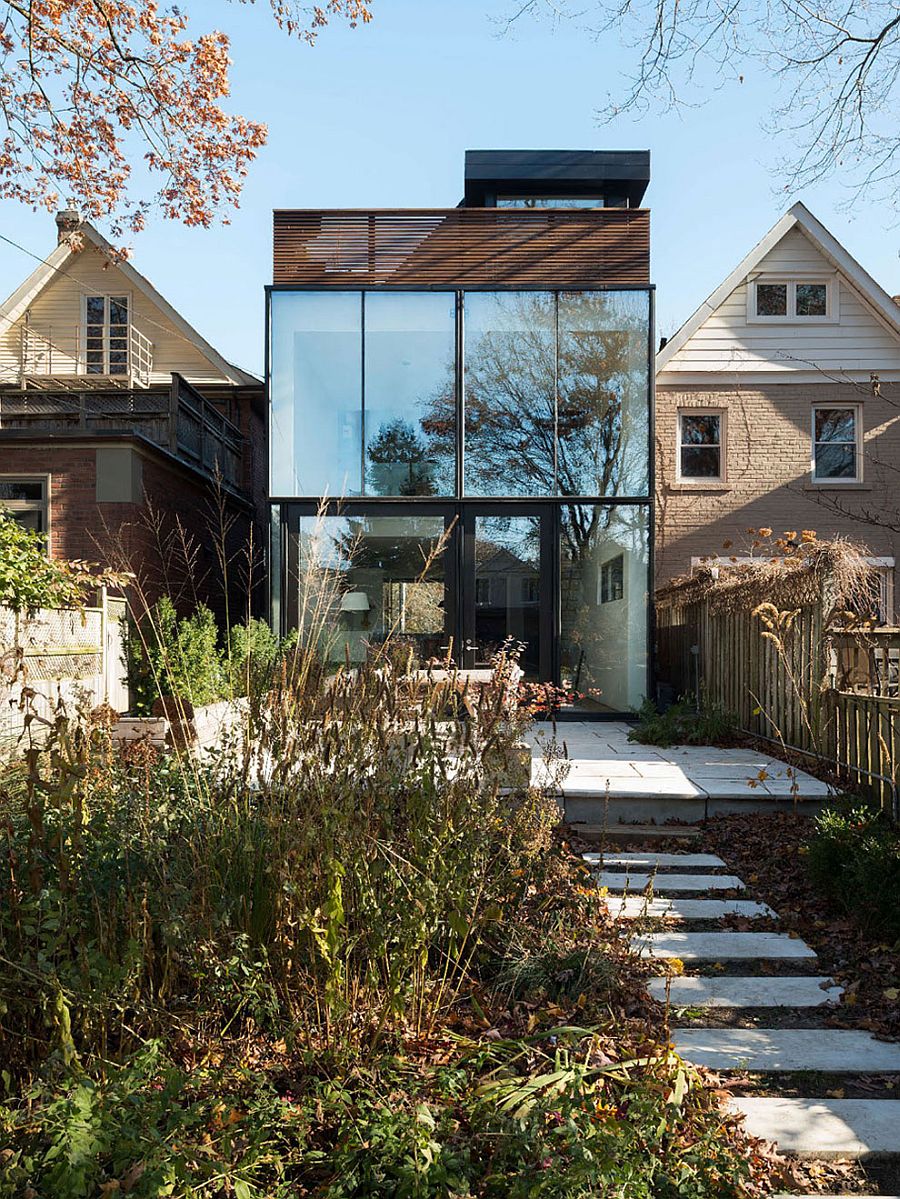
[584, 852, 726, 869]
[649, 975, 841, 1008]
[606, 897, 774, 921]
[674, 1028, 900, 1072]
[570, 823, 701, 844]
[731, 1097, 900, 1158]
[635, 931, 816, 961]
[598, 871, 745, 893]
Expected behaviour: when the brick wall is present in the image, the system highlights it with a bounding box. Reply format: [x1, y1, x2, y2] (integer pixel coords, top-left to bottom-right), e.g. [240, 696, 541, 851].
[655, 381, 900, 596]
[6, 440, 254, 623]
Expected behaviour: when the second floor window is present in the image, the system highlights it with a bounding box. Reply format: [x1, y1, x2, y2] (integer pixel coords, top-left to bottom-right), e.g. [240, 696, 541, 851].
[678, 410, 723, 481]
[753, 279, 832, 320]
[813, 405, 861, 482]
[0, 476, 49, 535]
[84, 294, 129, 375]
[599, 554, 624, 603]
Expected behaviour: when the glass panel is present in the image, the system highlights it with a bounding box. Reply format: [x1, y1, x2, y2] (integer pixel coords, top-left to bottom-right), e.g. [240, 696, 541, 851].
[681, 413, 720, 445]
[560, 504, 649, 712]
[680, 446, 721, 478]
[473, 515, 541, 679]
[557, 291, 650, 497]
[289, 513, 448, 669]
[815, 408, 855, 442]
[109, 296, 129, 325]
[815, 443, 855, 479]
[0, 481, 43, 501]
[270, 292, 362, 497]
[756, 284, 787, 316]
[796, 283, 827, 317]
[364, 292, 455, 496]
[496, 196, 606, 208]
[85, 296, 105, 324]
[463, 292, 555, 497]
[4, 508, 43, 533]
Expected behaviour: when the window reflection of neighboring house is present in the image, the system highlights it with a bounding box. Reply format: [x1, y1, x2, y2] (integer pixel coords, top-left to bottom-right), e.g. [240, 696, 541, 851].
[475, 547, 540, 608]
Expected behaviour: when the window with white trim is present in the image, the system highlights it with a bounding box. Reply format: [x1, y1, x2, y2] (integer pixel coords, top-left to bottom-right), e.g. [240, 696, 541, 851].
[812, 405, 861, 483]
[83, 294, 130, 375]
[677, 410, 724, 481]
[0, 476, 49, 535]
[751, 278, 834, 321]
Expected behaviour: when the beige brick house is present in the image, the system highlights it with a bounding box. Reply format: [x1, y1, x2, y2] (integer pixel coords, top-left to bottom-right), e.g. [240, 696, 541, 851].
[656, 202, 900, 618]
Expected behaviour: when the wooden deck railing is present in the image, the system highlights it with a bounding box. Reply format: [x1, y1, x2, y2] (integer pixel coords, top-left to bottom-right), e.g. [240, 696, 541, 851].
[0, 374, 245, 491]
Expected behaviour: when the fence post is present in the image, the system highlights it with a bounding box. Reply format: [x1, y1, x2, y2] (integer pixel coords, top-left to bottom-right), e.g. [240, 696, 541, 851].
[99, 586, 109, 704]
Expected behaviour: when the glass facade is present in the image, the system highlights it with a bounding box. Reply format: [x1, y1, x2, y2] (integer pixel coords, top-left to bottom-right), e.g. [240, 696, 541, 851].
[269, 286, 652, 714]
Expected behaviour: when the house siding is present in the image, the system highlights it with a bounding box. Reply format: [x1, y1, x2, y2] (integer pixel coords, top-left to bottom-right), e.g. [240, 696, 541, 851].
[0, 243, 234, 386]
[659, 227, 900, 378]
[655, 381, 900, 597]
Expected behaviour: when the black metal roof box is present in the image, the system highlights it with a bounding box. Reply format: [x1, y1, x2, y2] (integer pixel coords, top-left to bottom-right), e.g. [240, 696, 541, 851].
[461, 149, 650, 208]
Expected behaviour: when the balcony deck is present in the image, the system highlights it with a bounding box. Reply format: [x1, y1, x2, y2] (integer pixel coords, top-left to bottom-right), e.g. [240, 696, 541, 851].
[19, 323, 154, 389]
[0, 374, 245, 493]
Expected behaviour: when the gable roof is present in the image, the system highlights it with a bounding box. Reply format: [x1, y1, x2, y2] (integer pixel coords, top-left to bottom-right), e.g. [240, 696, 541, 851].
[657, 201, 900, 372]
[0, 221, 259, 386]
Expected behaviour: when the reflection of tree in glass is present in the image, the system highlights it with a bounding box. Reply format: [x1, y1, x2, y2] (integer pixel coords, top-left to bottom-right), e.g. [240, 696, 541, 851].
[419, 292, 646, 497]
[366, 418, 439, 496]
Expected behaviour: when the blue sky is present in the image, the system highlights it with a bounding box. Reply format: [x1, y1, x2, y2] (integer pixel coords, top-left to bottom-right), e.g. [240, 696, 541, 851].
[1, 0, 898, 378]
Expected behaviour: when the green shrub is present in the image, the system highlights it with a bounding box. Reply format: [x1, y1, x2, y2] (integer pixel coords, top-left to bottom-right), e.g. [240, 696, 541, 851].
[125, 596, 225, 712]
[628, 697, 735, 748]
[806, 803, 900, 936]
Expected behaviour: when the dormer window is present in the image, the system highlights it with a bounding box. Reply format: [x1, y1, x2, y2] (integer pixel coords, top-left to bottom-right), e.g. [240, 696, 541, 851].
[749, 278, 836, 322]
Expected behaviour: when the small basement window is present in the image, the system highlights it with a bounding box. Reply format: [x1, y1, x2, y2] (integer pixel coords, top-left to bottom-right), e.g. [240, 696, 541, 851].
[678, 410, 724, 481]
[751, 279, 833, 321]
[0, 476, 49, 535]
[812, 405, 861, 482]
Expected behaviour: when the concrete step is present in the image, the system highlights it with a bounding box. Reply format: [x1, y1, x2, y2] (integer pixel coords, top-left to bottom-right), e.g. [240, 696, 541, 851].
[674, 1028, 900, 1073]
[584, 852, 727, 869]
[731, 1097, 900, 1158]
[634, 931, 816, 960]
[598, 871, 746, 893]
[570, 823, 701, 845]
[565, 794, 829, 825]
[606, 896, 774, 921]
[649, 975, 842, 1008]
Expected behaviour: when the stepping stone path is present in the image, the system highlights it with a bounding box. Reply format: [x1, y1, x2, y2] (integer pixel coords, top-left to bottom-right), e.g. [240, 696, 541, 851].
[588, 848, 900, 1178]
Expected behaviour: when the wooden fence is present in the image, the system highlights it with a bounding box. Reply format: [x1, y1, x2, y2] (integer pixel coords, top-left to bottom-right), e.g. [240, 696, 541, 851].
[656, 593, 900, 820]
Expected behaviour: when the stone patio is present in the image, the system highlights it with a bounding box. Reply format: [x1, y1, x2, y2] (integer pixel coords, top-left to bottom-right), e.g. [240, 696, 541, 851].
[527, 720, 833, 825]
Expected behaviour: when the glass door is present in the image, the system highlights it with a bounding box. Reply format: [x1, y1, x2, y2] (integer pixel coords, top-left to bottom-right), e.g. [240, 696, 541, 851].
[461, 506, 553, 680]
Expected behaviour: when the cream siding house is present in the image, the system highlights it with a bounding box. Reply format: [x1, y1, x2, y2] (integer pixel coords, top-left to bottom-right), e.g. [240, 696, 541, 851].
[656, 202, 900, 615]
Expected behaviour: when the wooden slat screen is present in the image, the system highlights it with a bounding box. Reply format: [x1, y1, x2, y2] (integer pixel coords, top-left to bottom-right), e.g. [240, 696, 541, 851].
[273, 209, 650, 287]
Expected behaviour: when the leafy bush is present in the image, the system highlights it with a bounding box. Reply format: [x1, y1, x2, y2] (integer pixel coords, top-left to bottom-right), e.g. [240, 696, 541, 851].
[125, 596, 226, 712]
[0, 509, 116, 614]
[226, 616, 283, 696]
[628, 697, 735, 747]
[806, 803, 900, 936]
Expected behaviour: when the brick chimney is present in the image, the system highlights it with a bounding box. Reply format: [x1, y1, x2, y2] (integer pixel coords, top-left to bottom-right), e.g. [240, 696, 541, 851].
[55, 204, 82, 243]
[893, 294, 900, 307]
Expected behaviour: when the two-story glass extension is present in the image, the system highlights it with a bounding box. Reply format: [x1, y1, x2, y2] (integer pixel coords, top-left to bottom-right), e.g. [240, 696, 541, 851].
[268, 150, 654, 715]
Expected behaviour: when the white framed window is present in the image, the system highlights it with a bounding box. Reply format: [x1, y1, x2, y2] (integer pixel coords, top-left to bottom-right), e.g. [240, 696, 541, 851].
[598, 554, 624, 604]
[677, 409, 725, 482]
[82, 293, 130, 375]
[0, 475, 50, 540]
[748, 277, 837, 322]
[812, 404, 862, 483]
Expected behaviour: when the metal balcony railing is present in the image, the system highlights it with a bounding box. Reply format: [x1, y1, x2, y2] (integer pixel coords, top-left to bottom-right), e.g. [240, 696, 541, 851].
[20, 323, 154, 388]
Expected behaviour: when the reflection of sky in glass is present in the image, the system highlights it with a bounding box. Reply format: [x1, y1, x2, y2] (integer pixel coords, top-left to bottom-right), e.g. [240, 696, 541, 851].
[364, 293, 455, 496]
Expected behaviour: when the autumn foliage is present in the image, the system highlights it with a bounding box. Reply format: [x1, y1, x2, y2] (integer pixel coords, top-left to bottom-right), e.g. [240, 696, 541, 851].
[0, 0, 373, 237]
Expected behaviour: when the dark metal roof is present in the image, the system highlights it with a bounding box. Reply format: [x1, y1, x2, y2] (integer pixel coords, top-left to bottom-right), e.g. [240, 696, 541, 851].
[272, 208, 650, 288]
[462, 149, 651, 207]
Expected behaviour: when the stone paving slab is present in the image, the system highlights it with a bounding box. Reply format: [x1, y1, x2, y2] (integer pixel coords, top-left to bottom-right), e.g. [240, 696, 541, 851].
[674, 1028, 900, 1072]
[584, 852, 727, 868]
[649, 975, 841, 1007]
[634, 931, 816, 960]
[731, 1097, 900, 1158]
[606, 897, 774, 921]
[598, 872, 746, 893]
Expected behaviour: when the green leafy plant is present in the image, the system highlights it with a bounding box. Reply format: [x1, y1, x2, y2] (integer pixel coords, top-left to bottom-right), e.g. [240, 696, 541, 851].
[628, 696, 736, 747]
[806, 802, 900, 936]
[125, 596, 225, 712]
[0, 509, 119, 614]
